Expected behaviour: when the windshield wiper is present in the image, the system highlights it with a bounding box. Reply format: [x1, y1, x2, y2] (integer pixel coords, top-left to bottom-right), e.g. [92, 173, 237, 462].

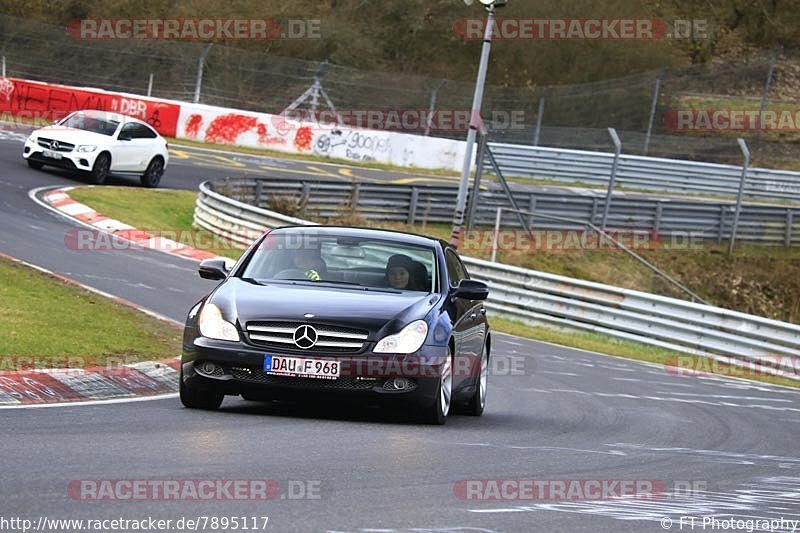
[277, 279, 401, 293]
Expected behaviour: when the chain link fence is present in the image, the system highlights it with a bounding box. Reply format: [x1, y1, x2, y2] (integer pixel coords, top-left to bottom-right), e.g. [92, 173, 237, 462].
[1, 14, 798, 167]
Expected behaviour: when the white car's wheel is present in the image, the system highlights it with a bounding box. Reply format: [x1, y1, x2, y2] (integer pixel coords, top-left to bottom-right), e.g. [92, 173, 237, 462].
[90, 153, 111, 185]
[140, 157, 164, 188]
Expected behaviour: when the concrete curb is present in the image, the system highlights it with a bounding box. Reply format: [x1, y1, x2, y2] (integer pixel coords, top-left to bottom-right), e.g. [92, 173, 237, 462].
[40, 186, 224, 263]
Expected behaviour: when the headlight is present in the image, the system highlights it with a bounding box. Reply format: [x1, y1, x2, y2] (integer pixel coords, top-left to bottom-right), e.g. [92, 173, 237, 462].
[374, 320, 428, 354]
[77, 145, 97, 152]
[28, 136, 37, 144]
[198, 303, 240, 342]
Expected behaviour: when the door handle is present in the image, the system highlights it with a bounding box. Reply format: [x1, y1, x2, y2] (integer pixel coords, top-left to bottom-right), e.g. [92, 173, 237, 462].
[480, 307, 486, 315]
[470, 313, 477, 320]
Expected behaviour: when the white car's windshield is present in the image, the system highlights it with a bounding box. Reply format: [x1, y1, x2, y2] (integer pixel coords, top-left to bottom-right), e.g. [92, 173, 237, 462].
[241, 233, 436, 293]
[59, 113, 119, 136]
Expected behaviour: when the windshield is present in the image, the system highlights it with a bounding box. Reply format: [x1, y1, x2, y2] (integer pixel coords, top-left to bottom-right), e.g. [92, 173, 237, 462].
[241, 232, 436, 293]
[59, 112, 120, 136]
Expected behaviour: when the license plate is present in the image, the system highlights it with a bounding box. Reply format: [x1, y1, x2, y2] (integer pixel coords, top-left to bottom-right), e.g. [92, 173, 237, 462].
[42, 149, 62, 160]
[264, 355, 340, 380]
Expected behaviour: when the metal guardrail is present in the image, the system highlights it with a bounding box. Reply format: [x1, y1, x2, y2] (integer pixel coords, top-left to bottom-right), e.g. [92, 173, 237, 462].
[194, 180, 800, 381]
[487, 142, 800, 203]
[209, 178, 800, 246]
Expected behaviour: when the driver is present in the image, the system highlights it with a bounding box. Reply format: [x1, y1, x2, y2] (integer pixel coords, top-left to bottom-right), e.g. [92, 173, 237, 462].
[292, 248, 327, 281]
[385, 254, 415, 289]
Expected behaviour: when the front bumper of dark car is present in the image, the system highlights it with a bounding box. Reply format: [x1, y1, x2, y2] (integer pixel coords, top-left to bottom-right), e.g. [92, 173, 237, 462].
[182, 334, 447, 405]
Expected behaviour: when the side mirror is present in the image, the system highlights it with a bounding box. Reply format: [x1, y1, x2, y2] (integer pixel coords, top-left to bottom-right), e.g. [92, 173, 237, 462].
[453, 279, 489, 301]
[199, 258, 229, 280]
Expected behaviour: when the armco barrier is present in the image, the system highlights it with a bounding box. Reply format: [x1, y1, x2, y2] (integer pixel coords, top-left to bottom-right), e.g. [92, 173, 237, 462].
[488, 142, 800, 203]
[206, 178, 800, 245]
[194, 180, 800, 380]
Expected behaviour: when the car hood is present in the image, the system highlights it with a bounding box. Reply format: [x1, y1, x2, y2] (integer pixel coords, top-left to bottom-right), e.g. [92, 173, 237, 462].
[211, 278, 438, 338]
[32, 125, 113, 145]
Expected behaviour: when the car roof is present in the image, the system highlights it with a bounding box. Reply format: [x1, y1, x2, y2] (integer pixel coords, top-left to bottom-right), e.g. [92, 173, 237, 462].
[69, 109, 151, 127]
[269, 225, 441, 248]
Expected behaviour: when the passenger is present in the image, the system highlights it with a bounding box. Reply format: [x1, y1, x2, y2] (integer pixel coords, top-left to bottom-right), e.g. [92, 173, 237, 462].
[386, 254, 415, 289]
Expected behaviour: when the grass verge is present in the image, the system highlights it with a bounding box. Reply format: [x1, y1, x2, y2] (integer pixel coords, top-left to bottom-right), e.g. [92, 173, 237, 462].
[0, 256, 181, 369]
[63, 186, 799, 389]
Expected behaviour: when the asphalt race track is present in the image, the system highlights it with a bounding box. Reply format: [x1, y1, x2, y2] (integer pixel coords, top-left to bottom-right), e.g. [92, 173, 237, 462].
[1, 128, 799, 533]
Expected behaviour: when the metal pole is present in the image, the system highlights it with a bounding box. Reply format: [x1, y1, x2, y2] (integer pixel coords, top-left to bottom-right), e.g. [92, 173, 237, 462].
[1, 56, 5, 78]
[491, 207, 503, 263]
[643, 76, 661, 155]
[533, 95, 545, 146]
[450, 6, 496, 248]
[466, 128, 487, 230]
[424, 80, 446, 136]
[193, 44, 213, 104]
[728, 138, 750, 256]
[757, 47, 780, 134]
[601, 128, 622, 230]
[147, 73, 154, 97]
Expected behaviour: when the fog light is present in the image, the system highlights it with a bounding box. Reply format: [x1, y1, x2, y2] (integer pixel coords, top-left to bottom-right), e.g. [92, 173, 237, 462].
[79, 159, 89, 166]
[393, 377, 409, 390]
[201, 361, 217, 374]
[24, 147, 30, 154]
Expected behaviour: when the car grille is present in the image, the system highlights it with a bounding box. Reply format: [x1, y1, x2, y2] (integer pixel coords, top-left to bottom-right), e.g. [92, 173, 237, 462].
[37, 137, 75, 152]
[229, 366, 379, 390]
[245, 322, 369, 354]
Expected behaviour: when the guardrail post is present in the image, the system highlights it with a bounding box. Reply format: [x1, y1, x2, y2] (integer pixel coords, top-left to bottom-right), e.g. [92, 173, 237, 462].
[254, 180, 263, 207]
[785, 210, 794, 247]
[1, 56, 5, 78]
[728, 138, 750, 256]
[528, 196, 537, 228]
[533, 96, 545, 146]
[654, 202, 663, 236]
[717, 205, 727, 244]
[590, 197, 599, 226]
[147, 73, 154, 97]
[408, 187, 419, 225]
[601, 128, 622, 231]
[491, 207, 503, 263]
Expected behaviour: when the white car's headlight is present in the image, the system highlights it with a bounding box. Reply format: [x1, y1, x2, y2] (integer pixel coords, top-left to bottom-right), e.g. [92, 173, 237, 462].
[374, 320, 428, 354]
[198, 303, 240, 342]
[77, 145, 97, 153]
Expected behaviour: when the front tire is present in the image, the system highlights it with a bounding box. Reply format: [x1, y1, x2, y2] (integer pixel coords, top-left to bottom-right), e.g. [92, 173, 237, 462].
[421, 350, 453, 425]
[140, 156, 164, 188]
[180, 372, 223, 410]
[90, 153, 111, 185]
[463, 343, 488, 416]
[27, 159, 44, 170]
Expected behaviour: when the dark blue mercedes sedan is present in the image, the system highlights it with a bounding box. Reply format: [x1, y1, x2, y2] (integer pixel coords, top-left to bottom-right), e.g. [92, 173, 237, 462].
[181, 225, 490, 424]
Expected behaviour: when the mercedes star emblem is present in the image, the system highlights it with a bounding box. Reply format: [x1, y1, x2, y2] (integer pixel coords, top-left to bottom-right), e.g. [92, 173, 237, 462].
[293, 325, 318, 349]
[51, 140, 60, 151]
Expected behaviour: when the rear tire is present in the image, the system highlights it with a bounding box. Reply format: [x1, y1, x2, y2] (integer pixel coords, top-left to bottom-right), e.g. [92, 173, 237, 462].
[27, 159, 44, 170]
[420, 351, 453, 425]
[90, 153, 111, 185]
[180, 373, 223, 410]
[140, 156, 164, 188]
